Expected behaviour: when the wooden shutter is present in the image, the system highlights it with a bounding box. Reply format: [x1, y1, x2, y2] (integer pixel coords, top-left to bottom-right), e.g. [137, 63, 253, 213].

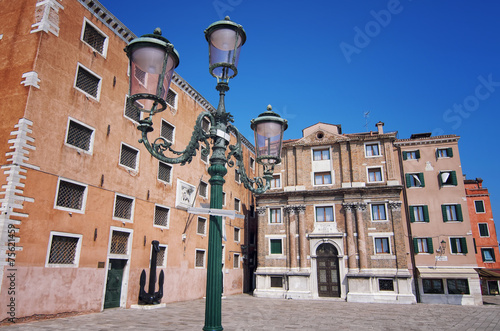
[427, 238, 434, 254]
[456, 204, 463, 222]
[450, 238, 457, 253]
[409, 206, 415, 223]
[405, 174, 412, 188]
[413, 238, 419, 253]
[447, 147, 453, 157]
[442, 205, 448, 222]
[415, 150, 420, 159]
[419, 173, 425, 187]
[423, 205, 430, 222]
[402, 151, 408, 160]
[451, 171, 457, 185]
[460, 238, 468, 254]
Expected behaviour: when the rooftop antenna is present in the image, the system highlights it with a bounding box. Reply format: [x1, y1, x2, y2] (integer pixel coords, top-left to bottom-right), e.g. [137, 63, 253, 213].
[363, 111, 370, 132]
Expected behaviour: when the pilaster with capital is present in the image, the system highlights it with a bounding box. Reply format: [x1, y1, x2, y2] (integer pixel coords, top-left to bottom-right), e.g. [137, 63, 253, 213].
[285, 205, 298, 269]
[342, 202, 357, 270]
[295, 205, 308, 269]
[256, 206, 267, 268]
[354, 202, 368, 270]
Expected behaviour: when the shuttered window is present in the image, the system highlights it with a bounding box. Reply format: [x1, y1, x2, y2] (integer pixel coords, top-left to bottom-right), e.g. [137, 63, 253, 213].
[270, 239, 283, 254]
[406, 173, 425, 188]
[409, 205, 429, 223]
[442, 204, 463, 222]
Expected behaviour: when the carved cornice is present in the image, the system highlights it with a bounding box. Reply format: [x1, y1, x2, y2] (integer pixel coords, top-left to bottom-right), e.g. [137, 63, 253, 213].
[256, 207, 267, 216]
[354, 202, 367, 211]
[388, 201, 402, 210]
[342, 202, 356, 212]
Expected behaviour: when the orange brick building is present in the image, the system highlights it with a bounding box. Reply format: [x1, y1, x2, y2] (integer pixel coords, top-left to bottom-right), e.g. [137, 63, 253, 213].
[464, 178, 500, 295]
[0, 0, 256, 320]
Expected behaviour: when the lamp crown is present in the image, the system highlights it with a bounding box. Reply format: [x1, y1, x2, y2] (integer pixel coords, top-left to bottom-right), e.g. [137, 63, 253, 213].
[154, 27, 162, 35]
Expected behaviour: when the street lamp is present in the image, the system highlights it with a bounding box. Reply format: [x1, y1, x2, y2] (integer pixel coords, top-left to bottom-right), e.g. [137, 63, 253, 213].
[125, 17, 287, 331]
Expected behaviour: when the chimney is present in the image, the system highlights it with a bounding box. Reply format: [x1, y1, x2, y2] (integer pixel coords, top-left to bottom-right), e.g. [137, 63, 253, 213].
[375, 121, 384, 134]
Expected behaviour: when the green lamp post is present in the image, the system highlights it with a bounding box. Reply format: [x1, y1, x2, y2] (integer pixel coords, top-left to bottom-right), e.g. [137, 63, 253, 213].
[125, 17, 287, 331]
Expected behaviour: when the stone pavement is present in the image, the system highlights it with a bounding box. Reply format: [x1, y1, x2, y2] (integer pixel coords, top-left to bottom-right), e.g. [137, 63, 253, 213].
[2, 294, 500, 331]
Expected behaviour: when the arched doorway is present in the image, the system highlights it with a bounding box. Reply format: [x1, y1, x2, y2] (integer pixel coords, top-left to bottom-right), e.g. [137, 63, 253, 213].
[316, 243, 340, 297]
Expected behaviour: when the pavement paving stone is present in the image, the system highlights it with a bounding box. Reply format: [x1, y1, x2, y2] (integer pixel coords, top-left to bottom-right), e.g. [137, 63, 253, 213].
[1, 294, 500, 330]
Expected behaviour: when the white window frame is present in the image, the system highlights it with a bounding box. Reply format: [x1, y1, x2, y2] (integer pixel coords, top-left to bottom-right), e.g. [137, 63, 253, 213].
[234, 198, 241, 212]
[313, 171, 333, 186]
[405, 150, 419, 160]
[160, 119, 175, 144]
[481, 247, 496, 263]
[54, 177, 88, 214]
[449, 237, 467, 255]
[153, 203, 170, 229]
[370, 202, 388, 222]
[112, 193, 135, 223]
[197, 216, 207, 235]
[166, 88, 178, 109]
[270, 173, 282, 189]
[365, 142, 382, 158]
[157, 161, 173, 184]
[268, 236, 285, 256]
[478, 223, 490, 238]
[108, 227, 133, 259]
[367, 166, 384, 183]
[268, 207, 283, 224]
[65, 117, 95, 155]
[199, 180, 209, 199]
[368, 233, 394, 255]
[415, 238, 431, 254]
[45, 231, 83, 268]
[436, 148, 451, 158]
[233, 253, 240, 269]
[312, 147, 331, 161]
[119, 142, 140, 171]
[234, 227, 241, 243]
[235, 169, 241, 184]
[314, 204, 335, 223]
[74, 62, 102, 101]
[195, 249, 206, 268]
[124, 95, 144, 123]
[474, 200, 486, 214]
[150, 243, 168, 268]
[249, 156, 255, 171]
[222, 192, 226, 207]
[80, 17, 109, 57]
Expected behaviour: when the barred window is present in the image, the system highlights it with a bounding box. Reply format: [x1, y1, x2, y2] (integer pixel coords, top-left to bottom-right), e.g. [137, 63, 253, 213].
[235, 169, 240, 183]
[199, 181, 208, 198]
[120, 144, 139, 170]
[55, 179, 87, 211]
[195, 249, 205, 268]
[201, 147, 209, 163]
[47, 234, 80, 265]
[124, 98, 143, 122]
[155, 245, 167, 267]
[82, 20, 107, 55]
[158, 162, 172, 183]
[202, 117, 211, 133]
[197, 217, 207, 235]
[75, 64, 101, 99]
[234, 228, 240, 242]
[113, 195, 134, 221]
[66, 119, 94, 152]
[154, 205, 170, 227]
[161, 120, 174, 142]
[110, 231, 130, 255]
[233, 253, 240, 268]
[234, 198, 240, 212]
[134, 66, 147, 86]
[166, 89, 177, 108]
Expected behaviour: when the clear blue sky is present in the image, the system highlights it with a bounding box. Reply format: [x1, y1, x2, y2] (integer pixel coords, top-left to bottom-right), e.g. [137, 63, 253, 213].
[99, 0, 500, 240]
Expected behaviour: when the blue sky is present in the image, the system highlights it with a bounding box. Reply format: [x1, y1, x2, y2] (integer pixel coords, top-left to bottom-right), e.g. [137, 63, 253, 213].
[100, 0, 500, 240]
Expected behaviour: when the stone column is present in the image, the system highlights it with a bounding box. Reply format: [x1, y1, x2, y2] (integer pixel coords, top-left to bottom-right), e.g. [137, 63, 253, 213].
[355, 202, 368, 270]
[388, 201, 404, 268]
[297, 205, 308, 269]
[342, 202, 357, 270]
[285, 206, 298, 269]
[256, 207, 267, 268]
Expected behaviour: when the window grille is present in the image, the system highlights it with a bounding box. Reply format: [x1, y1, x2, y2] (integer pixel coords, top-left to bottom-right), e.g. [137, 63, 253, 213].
[120, 144, 138, 169]
[234, 198, 240, 212]
[114, 195, 133, 220]
[166, 89, 177, 108]
[125, 99, 142, 122]
[154, 205, 169, 227]
[161, 121, 174, 142]
[195, 250, 205, 267]
[156, 246, 166, 267]
[197, 217, 206, 235]
[233, 254, 240, 268]
[83, 23, 106, 54]
[379, 279, 394, 291]
[75, 66, 100, 98]
[199, 182, 208, 198]
[158, 162, 172, 183]
[67, 120, 93, 151]
[48, 235, 79, 264]
[235, 169, 240, 183]
[202, 117, 210, 133]
[56, 180, 86, 210]
[134, 66, 146, 86]
[110, 231, 130, 255]
[234, 228, 240, 242]
[270, 276, 283, 288]
[201, 147, 209, 163]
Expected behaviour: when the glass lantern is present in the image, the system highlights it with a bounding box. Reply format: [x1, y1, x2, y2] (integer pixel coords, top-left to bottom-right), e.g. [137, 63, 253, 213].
[251, 105, 288, 165]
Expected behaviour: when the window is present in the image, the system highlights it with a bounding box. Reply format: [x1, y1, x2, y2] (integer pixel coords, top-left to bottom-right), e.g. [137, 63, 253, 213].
[124, 98, 143, 122]
[365, 142, 381, 157]
[315, 206, 334, 222]
[110, 230, 130, 255]
[197, 217, 207, 235]
[475, 200, 485, 213]
[235, 169, 241, 183]
[313, 148, 330, 161]
[234, 227, 240, 242]
[439, 171, 457, 186]
[81, 18, 108, 56]
[154, 205, 170, 228]
[55, 178, 87, 212]
[249, 157, 255, 170]
[234, 198, 241, 212]
[46, 232, 82, 267]
[161, 120, 175, 143]
[402, 150, 420, 160]
[442, 204, 463, 222]
[74, 64, 101, 100]
[436, 148, 453, 158]
[195, 249, 205, 268]
[155, 245, 167, 268]
[479, 223, 490, 237]
[371, 204, 387, 221]
[113, 194, 134, 222]
[165, 89, 177, 109]
[379, 279, 394, 291]
[367, 167, 383, 183]
[314, 172, 332, 185]
[270, 174, 281, 189]
[413, 238, 433, 254]
[222, 192, 226, 206]
[482, 248, 496, 262]
[199, 181, 208, 199]
[233, 253, 240, 268]
[269, 208, 282, 224]
[375, 237, 390, 254]
[270, 239, 283, 255]
[447, 279, 470, 295]
[409, 205, 429, 223]
[270, 276, 283, 288]
[119, 143, 139, 171]
[200, 147, 209, 163]
[65, 119, 94, 153]
[158, 161, 172, 183]
[450, 237, 468, 254]
[405, 173, 425, 188]
[423, 279, 444, 294]
[201, 117, 211, 133]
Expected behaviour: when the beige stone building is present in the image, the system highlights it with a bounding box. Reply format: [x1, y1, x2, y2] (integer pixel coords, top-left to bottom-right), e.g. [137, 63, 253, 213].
[253, 122, 415, 303]
[0, 0, 256, 320]
[395, 133, 482, 305]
